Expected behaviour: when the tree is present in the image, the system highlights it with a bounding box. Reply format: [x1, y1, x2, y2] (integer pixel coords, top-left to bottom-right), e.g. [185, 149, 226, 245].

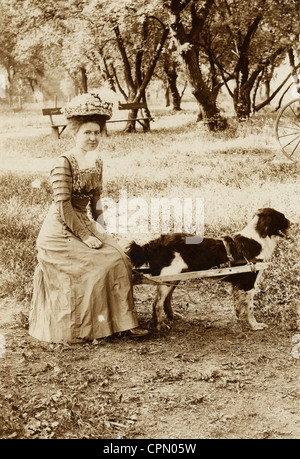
[202, 0, 299, 120]
[163, 0, 227, 130]
[0, 0, 46, 102]
[80, 1, 169, 131]
[4, 0, 299, 125]
[12, 0, 170, 131]
[160, 44, 187, 111]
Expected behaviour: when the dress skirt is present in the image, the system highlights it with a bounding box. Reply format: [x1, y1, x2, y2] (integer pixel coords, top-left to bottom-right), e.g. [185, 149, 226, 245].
[29, 203, 138, 343]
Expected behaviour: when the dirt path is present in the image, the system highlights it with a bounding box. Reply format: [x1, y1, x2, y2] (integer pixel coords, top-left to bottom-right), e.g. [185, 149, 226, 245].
[1, 284, 299, 439]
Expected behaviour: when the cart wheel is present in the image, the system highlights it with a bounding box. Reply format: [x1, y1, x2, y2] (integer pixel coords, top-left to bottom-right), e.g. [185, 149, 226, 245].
[275, 98, 300, 161]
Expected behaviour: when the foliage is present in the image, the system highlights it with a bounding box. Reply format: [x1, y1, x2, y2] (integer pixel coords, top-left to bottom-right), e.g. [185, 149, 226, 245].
[201, 0, 300, 119]
[0, 0, 300, 122]
[162, 0, 300, 121]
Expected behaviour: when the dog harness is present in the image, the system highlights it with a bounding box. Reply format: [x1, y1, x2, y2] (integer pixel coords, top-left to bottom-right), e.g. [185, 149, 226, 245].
[221, 237, 235, 266]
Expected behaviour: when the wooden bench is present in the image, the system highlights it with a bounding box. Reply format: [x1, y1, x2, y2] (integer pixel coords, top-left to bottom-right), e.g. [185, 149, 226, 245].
[42, 101, 153, 139]
[42, 107, 67, 139]
[106, 101, 154, 131]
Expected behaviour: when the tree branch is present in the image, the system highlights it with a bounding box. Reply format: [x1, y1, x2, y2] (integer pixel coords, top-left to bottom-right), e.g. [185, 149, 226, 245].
[111, 64, 128, 100]
[234, 0, 267, 75]
[275, 83, 293, 111]
[113, 21, 136, 92]
[255, 64, 300, 112]
[135, 17, 148, 87]
[234, 14, 263, 76]
[136, 26, 170, 100]
[170, 0, 193, 13]
[190, 0, 214, 40]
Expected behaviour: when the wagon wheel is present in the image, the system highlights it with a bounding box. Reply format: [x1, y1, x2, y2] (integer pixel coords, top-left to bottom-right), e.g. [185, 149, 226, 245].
[275, 98, 300, 161]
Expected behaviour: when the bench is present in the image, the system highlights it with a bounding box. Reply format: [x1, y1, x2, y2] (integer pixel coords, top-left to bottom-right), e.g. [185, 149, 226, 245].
[42, 107, 67, 139]
[106, 101, 154, 131]
[42, 101, 153, 139]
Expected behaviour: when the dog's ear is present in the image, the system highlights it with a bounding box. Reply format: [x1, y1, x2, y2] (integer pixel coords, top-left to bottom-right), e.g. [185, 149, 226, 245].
[255, 209, 272, 238]
[255, 208, 270, 218]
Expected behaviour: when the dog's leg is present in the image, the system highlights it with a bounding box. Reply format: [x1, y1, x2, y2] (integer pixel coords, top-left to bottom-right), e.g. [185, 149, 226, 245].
[163, 286, 176, 319]
[153, 284, 176, 330]
[233, 286, 268, 330]
[163, 282, 182, 320]
[152, 252, 188, 330]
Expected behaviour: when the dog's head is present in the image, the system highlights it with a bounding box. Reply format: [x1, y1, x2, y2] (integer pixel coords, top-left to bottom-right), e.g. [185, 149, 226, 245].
[255, 208, 291, 238]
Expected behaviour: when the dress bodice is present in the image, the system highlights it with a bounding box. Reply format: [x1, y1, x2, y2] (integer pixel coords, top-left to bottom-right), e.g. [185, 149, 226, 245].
[63, 152, 103, 199]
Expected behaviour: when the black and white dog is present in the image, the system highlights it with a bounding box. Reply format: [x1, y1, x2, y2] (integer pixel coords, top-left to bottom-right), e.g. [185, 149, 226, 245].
[128, 208, 291, 331]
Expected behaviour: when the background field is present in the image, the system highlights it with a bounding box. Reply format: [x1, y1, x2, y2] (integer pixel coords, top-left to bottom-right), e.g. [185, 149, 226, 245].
[0, 102, 299, 439]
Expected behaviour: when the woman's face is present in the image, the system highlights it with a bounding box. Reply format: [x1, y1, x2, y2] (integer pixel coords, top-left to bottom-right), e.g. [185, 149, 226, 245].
[74, 122, 101, 152]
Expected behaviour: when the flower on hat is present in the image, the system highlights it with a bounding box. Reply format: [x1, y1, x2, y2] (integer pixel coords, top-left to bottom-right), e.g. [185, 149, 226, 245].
[62, 92, 113, 119]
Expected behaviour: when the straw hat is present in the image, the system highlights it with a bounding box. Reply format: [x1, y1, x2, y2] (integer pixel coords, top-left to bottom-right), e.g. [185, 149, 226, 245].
[62, 92, 113, 120]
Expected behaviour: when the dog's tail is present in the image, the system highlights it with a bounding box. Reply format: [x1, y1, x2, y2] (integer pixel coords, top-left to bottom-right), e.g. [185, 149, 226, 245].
[127, 241, 148, 267]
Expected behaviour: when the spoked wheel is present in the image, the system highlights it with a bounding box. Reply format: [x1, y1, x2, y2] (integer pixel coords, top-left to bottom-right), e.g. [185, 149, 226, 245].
[275, 98, 300, 161]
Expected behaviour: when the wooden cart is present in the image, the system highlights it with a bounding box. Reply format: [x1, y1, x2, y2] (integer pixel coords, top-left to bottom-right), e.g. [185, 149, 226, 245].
[133, 261, 271, 285]
[275, 97, 300, 162]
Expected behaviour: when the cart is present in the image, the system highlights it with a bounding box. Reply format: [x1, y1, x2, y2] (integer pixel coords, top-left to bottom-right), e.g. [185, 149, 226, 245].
[133, 261, 271, 285]
[275, 95, 300, 162]
[275, 0, 300, 162]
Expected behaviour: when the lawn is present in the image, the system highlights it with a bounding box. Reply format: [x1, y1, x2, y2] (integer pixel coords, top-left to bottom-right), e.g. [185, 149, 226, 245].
[0, 102, 299, 439]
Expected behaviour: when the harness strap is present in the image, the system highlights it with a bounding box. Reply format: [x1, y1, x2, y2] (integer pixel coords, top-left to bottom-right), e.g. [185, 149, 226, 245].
[221, 237, 235, 265]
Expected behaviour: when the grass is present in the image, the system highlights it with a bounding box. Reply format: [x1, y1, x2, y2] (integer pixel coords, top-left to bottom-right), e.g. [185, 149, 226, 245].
[0, 103, 299, 439]
[0, 103, 299, 308]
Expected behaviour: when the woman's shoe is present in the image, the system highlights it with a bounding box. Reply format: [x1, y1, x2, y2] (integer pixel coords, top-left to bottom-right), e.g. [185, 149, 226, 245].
[116, 328, 149, 339]
[128, 327, 149, 336]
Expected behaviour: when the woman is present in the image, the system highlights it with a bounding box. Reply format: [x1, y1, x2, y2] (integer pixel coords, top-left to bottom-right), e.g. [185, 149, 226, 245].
[29, 92, 147, 343]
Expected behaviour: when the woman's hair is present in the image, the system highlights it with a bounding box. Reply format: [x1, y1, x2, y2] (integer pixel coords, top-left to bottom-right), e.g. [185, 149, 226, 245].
[67, 114, 107, 135]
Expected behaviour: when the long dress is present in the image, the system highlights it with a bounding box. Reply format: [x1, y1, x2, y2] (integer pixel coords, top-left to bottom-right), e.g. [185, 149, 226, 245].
[29, 150, 138, 343]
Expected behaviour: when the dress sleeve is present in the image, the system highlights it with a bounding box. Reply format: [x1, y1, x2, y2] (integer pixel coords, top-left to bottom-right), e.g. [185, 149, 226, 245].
[50, 157, 90, 240]
[90, 193, 101, 222]
[90, 157, 103, 222]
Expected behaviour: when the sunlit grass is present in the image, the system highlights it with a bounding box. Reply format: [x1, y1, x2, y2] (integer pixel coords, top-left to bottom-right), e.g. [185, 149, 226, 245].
[0, 104, 299, 325]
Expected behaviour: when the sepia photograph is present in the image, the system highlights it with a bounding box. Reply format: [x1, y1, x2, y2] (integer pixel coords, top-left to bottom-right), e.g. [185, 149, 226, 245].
[0, 0, 299, 442]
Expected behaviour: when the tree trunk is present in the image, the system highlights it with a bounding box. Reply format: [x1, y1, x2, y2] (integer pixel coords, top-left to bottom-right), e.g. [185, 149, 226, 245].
[80, 67, 88, 93]
[124, 108, 138, 133]
[141, 100, 151, 132]
[233, 86, 252, 121]
[168, 0, 226, 130]
[124, 102, 151, 133]
[184, 46, 227, 130]
[163, 61, 181, 111]
[113, 19, 168, 133]
[264, 78, 271, 99]
[165, 84, 170, 107]
[168, 72, 181, 111]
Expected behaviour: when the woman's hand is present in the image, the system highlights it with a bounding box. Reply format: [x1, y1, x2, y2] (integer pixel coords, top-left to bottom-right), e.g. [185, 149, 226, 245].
[82, 235, 102, 249]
